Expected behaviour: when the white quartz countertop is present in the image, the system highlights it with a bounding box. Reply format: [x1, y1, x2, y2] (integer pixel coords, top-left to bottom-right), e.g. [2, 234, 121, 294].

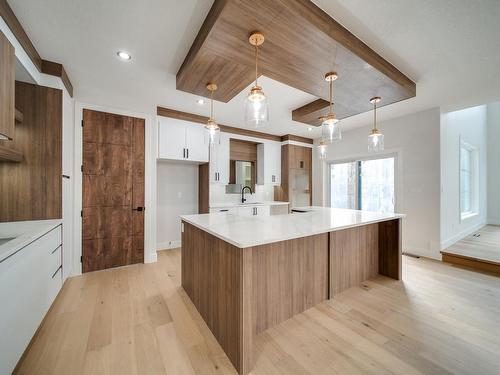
[181, 206, 404, 248]
[210, 201, 289, 209]
[0, 219, 62, 262]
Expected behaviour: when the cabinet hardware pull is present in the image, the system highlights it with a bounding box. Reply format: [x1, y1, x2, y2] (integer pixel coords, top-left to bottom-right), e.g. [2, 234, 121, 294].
[183, 148, 186, 158]
[187, 148, 189, 159]
[133, 207, 145, 211]
[62, 174, 70, 179]
[52, 265, 62, 279]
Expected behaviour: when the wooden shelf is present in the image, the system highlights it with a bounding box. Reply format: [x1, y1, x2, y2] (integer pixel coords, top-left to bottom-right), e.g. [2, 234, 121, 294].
[15, 108, 23, 123]
[0, 145, 23, 162]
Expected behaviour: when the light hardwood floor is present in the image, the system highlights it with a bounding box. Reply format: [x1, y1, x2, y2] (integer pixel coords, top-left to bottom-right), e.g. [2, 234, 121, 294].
[15, 249, 500, 375]
[444, 225, 500, 264]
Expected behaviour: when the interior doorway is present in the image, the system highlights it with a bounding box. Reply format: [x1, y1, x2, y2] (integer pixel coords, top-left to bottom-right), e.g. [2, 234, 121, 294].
[81, 109, 145, 272]
[330, 156, 395, 213]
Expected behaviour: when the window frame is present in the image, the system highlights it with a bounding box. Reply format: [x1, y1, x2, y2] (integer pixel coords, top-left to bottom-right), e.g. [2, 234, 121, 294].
[328, 154, 397, 213]
[459, 137, 479, 221]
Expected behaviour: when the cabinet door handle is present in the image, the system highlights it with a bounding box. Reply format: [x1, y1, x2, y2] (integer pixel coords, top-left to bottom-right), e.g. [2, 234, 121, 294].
[183, 148, 186, 158]
[187, 148, 189, 159]
[217, 172, 220, 181]
[272, 175, 275, 182]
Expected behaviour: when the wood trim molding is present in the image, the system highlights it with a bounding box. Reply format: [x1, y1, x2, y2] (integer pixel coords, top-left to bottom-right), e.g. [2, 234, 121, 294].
[157, 106, 288, 142]
[0, 0, 41, 71]
[281, 134, 314, 144]
[41, 60, 73, 97]
[0, 0, 74, 97]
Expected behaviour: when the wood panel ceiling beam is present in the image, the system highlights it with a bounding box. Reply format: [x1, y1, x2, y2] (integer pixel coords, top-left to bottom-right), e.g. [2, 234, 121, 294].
[156, 106, 313, 144]
[176, 0, 416, 126]
[0, 0, 74, 96]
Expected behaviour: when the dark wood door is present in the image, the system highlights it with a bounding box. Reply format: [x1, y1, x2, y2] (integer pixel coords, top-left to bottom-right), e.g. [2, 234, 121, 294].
[82, 109, 145, 272]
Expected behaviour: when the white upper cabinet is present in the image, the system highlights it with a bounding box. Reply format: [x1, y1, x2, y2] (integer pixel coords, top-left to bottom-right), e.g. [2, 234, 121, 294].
[210, 133, 229, 184]
[257, 141, 281, 185]
[157, 117, 209, 163]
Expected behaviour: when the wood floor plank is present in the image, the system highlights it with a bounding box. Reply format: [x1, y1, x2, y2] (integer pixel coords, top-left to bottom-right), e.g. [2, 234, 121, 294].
[14, 250, 500, 375]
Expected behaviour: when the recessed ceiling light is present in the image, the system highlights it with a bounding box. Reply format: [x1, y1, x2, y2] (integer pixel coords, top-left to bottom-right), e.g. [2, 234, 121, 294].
[308, 127, 313, 131]
[117, 51, 131, 61]
[196, 99, 205, 105]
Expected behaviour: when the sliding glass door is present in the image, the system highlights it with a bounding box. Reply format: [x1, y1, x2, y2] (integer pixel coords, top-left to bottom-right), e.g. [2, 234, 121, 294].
[330, 156, 395, 213]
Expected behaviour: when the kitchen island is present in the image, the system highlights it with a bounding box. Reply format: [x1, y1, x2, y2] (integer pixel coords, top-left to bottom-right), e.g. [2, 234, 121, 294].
[180, 207, 404, 374]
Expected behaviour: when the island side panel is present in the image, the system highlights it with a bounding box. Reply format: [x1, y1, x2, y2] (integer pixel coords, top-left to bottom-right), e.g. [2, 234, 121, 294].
[181, 221, 246, 372]
[329, 224, 379, 296]
[378, 218, 402, 280]
[249, 233, 329, 334]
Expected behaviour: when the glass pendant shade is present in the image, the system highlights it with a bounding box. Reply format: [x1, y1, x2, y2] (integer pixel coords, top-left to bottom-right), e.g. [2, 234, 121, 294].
[368, 130, 384, 152]
[321, 116, 341, 143]
[244, 85, 269, 128]
[205, 119, 220, 145]
[318, 140, 328, 159]
[368, 96, 384, 152]
[205, 82, 220, 145]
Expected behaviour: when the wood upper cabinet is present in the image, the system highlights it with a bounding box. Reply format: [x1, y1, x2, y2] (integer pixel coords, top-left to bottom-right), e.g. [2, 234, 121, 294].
[0, 31, 15, 140]
[157, 116, 209, 163]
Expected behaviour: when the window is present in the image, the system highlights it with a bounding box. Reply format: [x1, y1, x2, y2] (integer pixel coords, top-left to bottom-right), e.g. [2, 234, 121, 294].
[329, 156, 395, 213]
[460, 139, 479, 220]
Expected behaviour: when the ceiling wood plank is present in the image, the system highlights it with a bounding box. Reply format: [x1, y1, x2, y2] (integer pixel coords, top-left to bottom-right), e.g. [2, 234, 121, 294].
[176, 0, 416, 125]
[292, 99, 330, 127]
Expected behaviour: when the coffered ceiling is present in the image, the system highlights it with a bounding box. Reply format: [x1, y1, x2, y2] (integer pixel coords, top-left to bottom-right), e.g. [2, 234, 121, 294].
[176, 0, 415, 127]
[8, 0, 500, 138]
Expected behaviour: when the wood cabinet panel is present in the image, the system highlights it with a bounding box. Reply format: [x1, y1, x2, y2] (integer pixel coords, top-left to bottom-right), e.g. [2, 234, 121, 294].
[0, 30, 15, 140]
[329, 224, 379, 296]
[0, 82, 62, 222]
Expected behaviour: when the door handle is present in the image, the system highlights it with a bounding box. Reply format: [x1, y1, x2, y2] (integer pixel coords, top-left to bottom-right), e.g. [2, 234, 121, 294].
[133, 207, 145, 212]
[187, 148, 189, 159]
[183, 148, 186, 158]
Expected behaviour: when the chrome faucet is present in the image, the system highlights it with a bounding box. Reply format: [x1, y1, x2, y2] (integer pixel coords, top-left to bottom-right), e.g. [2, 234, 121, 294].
[241, 185, 253, 203]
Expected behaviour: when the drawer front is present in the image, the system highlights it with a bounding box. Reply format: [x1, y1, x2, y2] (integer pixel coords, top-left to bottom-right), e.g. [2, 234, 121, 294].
[49, 245, 62, 276]
[40, 225, 62, 256]
[209, 207, 237, 214]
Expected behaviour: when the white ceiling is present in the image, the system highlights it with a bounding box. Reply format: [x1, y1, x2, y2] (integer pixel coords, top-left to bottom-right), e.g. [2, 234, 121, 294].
[9, 0, 500, 138]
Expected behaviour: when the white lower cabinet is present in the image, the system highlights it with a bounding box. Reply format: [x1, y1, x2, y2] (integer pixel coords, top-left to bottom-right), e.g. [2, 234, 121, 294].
[0, 225, 62, 375]
[237, 205, 271, 217]
[209, 205, 271, 216]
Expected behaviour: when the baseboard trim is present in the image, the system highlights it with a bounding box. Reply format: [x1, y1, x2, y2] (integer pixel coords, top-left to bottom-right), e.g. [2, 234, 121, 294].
[442, 253, 500, 275]
[403, 247, 442, 261]
[440, 221, 486, 250]
[157, 240, 181, 251]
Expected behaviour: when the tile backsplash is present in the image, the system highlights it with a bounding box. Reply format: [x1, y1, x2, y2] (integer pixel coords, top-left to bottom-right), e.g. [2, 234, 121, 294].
[210, 184, 275, 205]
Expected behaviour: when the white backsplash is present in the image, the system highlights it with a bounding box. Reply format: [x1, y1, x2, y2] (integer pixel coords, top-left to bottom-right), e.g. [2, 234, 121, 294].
[210, 184, 275, 205]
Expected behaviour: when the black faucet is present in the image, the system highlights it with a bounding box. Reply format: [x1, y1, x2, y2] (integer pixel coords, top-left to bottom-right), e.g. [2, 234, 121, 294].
[241, 185, 253, 203]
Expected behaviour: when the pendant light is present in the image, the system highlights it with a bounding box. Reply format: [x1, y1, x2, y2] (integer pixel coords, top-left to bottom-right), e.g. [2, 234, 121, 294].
[205, 83, 220, 145]
[244, 32, 269, 128]
[368, 96, 384, 152]
[321, 72, 341, 142]
[318, 139, 328, 159]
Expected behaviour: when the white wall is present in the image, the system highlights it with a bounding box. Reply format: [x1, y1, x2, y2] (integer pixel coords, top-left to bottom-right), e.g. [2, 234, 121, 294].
[487, 102, 500, 225]
[157, 161, 199, 250]
[440, 106, 488, 249]
[313, 108, 442, 259]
